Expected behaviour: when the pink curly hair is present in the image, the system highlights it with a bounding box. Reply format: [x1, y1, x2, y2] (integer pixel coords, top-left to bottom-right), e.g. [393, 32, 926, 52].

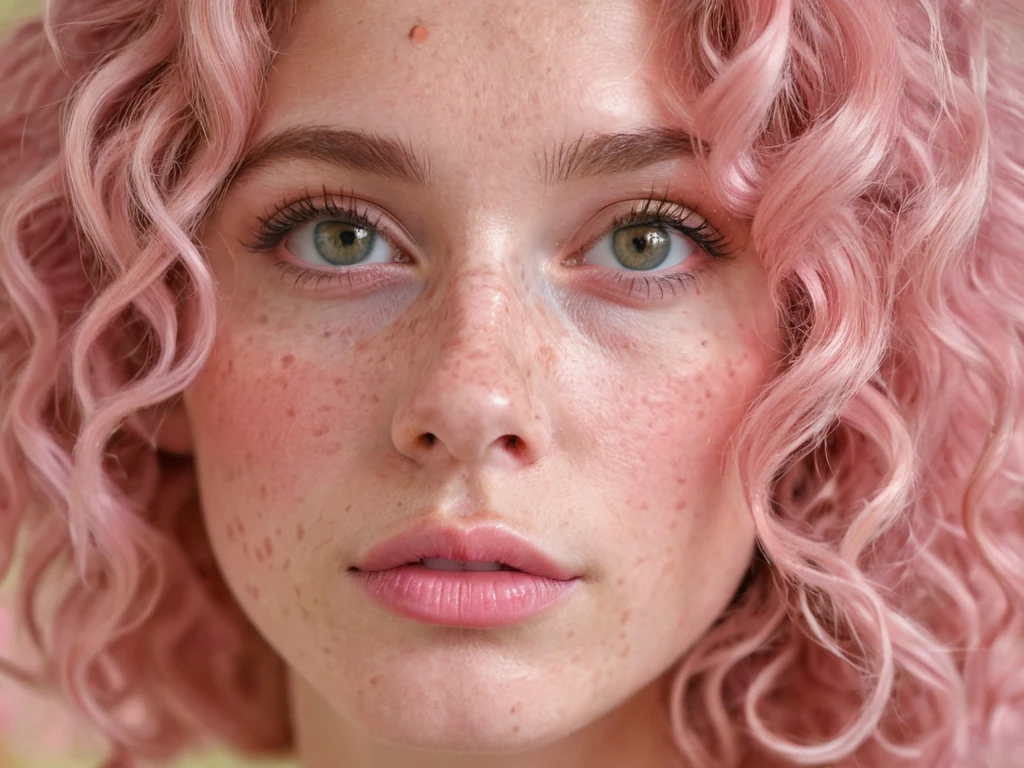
[0, 0, 1021, 766]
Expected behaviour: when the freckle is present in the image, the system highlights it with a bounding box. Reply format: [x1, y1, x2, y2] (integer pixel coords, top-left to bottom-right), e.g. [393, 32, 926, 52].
[570, 653, 582, 663]
[510, 704, 517, 714]
[370, 394, 380, 404]
[282, 558, 290, 571]
[370, 676, 379, 686]
[254, 548, 264, 563]
[408, 23, 429, 42]
[236, 518, 246, 534]
[323, 329, 332, 338]
[620, 631, 627, 640]
[322, 646, 334, 656]
[257, 314, 269, 325]
[620, 610, 631, 625]
[226, 526, 235, 542]
[333, 377, 345, 389]
[512, 725, 521, 734]
[620, 645, 631, 658]
[226, 360, 234, 374]
[281, 354, 294, 367]
[616, 576, 625, 586]
[259, 484, 267, 500]
[701, 340, 709, 348]
[566, 630, 575, 639]
[286, 407, 296, 418]
[345, 504, 352, 512]
[312, 425, 328, 437]
[264, 537, 273, 557]
[252, 585, 260, 600]
[297, 524, 305, 541]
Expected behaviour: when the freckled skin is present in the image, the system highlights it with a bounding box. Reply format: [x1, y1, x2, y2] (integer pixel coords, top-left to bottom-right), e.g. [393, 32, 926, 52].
[177, 0, 784, 766]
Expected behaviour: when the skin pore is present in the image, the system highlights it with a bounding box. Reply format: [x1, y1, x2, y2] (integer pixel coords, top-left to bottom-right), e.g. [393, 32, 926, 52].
[168, 0, 784, 766]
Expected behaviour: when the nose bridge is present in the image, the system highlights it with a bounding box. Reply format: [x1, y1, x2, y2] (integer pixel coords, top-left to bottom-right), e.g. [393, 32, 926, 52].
[392, 260, 551, 467]
[437, 264, 524, 368]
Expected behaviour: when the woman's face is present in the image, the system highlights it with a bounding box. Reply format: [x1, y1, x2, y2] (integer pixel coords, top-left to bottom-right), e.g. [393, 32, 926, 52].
[183, 0, 781, 757]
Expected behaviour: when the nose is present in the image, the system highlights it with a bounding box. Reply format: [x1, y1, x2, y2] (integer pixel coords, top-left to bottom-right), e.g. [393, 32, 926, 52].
[390, 266, 553, 469]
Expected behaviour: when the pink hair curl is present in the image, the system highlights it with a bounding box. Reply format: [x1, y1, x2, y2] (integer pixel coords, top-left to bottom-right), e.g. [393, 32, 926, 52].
[0, 0, 1021, 766]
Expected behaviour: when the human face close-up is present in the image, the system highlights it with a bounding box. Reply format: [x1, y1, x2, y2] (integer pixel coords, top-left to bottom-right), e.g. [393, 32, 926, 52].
[180, 0, 783, 765]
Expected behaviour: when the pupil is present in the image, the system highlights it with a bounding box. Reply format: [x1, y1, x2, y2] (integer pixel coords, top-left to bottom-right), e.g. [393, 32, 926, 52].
[612, 225, 670, 270]
[313, 220, 375, 266]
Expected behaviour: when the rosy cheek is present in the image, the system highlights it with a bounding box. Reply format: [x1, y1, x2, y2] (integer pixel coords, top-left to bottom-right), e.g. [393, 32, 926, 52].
[186, 328, 374, 540]
[603, 339, 770, 533]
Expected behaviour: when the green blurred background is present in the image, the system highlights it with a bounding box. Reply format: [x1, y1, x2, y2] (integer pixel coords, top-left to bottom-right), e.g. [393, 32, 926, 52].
[0, 2, 295, 767]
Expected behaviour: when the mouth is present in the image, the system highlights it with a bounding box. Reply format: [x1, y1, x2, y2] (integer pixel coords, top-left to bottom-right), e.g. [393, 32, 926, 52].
[414, 558, 521, 572]
[350, 521, 581, 581]
[349, 528, 581, 628]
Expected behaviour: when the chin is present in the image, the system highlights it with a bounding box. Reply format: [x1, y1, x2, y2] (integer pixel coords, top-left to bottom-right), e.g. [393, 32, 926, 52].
[332, 669, 594, 754]
[352, 703, 577, 753]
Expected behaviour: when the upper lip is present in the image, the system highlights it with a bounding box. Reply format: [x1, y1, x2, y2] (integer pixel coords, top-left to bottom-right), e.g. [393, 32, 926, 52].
[350, 521, 581, 581]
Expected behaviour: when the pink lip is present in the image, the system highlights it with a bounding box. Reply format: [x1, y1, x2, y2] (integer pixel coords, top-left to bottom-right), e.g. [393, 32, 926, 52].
[348, 522, 582, 628]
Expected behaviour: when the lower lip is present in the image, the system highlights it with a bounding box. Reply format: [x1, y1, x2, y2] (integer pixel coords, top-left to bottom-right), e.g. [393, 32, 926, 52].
[350, 565, 580, 628]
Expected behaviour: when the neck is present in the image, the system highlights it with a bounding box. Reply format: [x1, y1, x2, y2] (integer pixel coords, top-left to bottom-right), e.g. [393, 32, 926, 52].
[289, 668, 687, 768]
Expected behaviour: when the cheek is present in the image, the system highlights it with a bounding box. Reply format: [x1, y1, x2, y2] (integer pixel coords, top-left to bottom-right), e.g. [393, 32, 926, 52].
[584, 332, 770, 647]
[182, 328, 379, 581]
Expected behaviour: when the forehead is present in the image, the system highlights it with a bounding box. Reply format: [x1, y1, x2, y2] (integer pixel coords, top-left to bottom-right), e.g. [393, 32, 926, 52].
[258, 0, 670, 151]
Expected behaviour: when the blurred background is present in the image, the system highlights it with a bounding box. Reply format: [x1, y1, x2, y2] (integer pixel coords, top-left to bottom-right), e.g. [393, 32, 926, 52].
[0, 2, 295, 767]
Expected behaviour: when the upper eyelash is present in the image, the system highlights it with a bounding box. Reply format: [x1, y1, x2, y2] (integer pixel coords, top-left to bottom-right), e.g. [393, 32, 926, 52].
[241, 186, 390, 253]
[598, 193, 734, 261]
[240, 187, 734, 263]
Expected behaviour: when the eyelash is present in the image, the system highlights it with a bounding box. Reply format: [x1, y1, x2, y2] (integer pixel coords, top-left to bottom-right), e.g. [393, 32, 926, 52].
[242, 188, 735, 298]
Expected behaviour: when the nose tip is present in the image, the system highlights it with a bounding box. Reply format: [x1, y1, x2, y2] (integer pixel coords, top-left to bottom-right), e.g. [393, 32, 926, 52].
[391, 365, 552, 468]
[390, 275, 553, 468]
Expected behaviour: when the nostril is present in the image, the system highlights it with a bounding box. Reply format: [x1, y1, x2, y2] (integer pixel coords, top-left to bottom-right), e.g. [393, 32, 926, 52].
[420, 433, 437, 448]
[502, 435, 523, 453]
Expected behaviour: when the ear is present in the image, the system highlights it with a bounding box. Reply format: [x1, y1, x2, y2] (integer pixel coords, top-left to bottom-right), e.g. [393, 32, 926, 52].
[152, 395, 194, 456]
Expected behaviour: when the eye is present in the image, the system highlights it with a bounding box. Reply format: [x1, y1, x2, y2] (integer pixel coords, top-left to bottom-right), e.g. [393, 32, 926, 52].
[285, 218, 398, 268]
[584, 223, 695, 272]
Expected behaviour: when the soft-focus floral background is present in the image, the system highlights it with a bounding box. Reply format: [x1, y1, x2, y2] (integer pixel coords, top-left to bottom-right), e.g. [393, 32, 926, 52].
[0, 2, 295, 766]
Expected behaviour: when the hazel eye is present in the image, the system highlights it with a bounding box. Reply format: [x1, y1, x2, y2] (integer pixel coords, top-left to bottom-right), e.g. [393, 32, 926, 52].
[585, 223, 696, 272]
[286, 218, 398, 267]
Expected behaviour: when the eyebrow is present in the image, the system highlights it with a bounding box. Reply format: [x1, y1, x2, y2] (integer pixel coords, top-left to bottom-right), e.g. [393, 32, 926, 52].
[227, 125, 695, 189]
[541, 127, 695, 184]
[231, 126, 431, 187]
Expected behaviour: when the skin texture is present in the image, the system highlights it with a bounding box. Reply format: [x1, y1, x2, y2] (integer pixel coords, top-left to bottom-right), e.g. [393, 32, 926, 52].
[170, 0, 784, 765]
